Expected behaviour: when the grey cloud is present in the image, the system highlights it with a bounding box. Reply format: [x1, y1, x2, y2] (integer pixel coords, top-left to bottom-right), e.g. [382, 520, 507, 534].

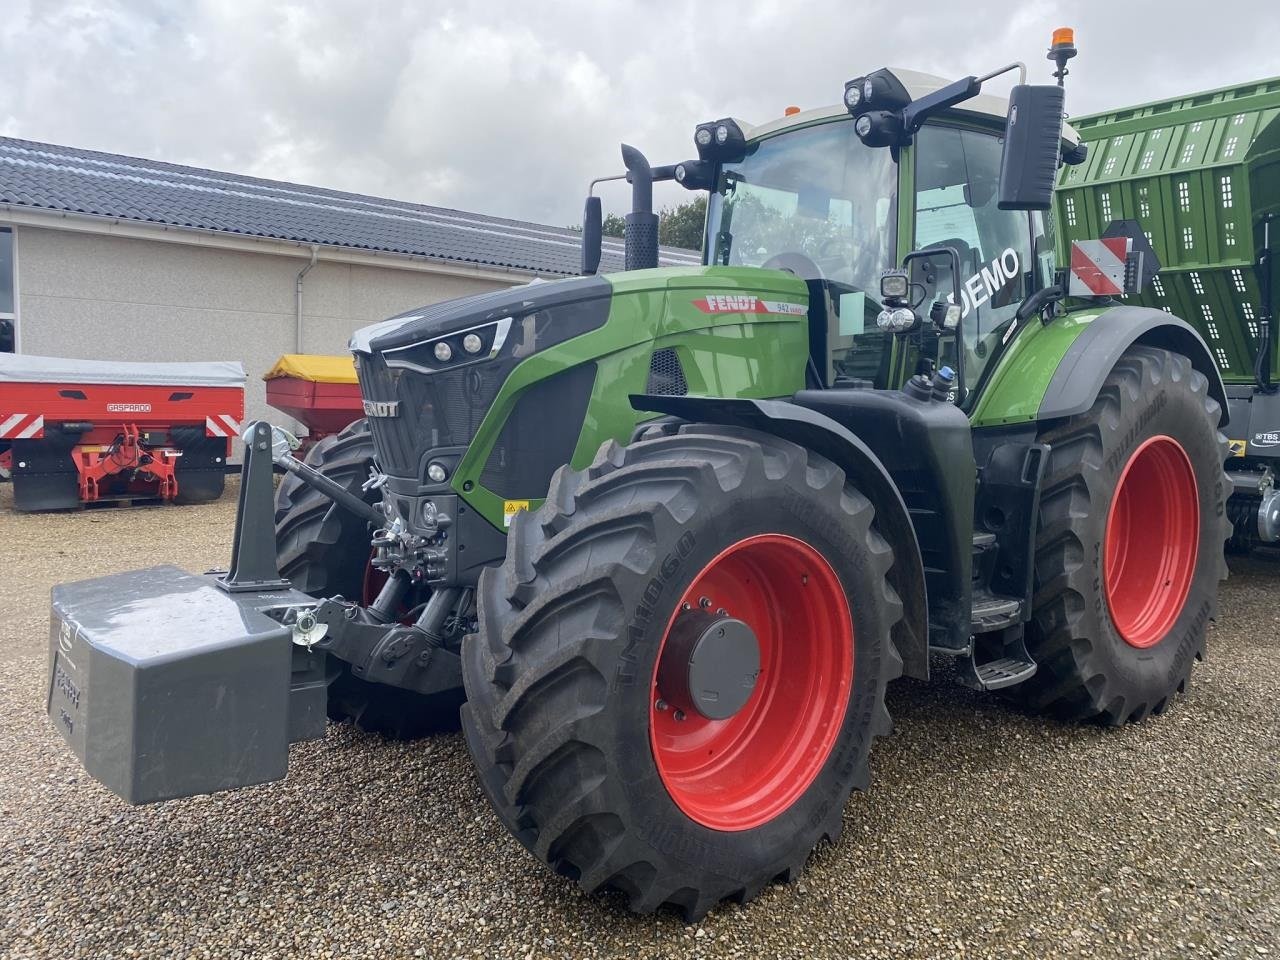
[2, 0, 1278, 227]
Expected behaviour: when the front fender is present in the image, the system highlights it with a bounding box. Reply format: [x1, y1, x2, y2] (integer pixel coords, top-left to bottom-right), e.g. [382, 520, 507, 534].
[631, 394, 930, 682]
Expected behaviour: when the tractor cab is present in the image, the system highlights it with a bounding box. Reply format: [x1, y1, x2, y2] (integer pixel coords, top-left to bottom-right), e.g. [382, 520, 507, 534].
[695, 67, 1073, 404]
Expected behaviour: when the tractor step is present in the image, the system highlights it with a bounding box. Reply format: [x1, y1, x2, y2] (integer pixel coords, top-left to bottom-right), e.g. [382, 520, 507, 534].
[969, 593, 1023, 633]
[971, 655, 1038, 689]
[959, 621, 1038, 691]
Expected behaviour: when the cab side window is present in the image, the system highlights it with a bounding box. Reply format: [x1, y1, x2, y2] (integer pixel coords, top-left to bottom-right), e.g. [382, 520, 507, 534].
[913, 126, 1034, 390]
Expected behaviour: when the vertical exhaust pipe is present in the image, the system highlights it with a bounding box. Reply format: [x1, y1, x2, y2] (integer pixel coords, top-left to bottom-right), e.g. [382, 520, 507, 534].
[621, 144, 659, 270]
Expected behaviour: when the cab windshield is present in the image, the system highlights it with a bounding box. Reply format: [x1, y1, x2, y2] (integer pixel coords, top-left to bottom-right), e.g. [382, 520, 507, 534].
[705, 119, 897, 290]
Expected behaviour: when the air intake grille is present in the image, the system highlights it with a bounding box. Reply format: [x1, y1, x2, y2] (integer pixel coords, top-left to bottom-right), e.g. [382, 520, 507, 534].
[481, 363, 597, 500]
[646, 347, 688, 396]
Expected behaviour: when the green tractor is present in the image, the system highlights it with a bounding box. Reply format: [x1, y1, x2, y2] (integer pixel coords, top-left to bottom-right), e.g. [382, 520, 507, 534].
[49, 33, 1232, 920]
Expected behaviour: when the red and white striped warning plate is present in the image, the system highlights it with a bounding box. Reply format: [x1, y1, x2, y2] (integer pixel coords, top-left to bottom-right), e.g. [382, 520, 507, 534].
[0, 413, 45, 440]
[1068, 238, 1130, 297]
[205, 414, 242, 438]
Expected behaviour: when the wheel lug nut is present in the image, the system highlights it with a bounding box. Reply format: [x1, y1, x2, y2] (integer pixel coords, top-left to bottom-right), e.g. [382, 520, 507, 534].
[673, 709, 686, 722]
[655, 699, 668, 712]
[699, 596, 712, 609]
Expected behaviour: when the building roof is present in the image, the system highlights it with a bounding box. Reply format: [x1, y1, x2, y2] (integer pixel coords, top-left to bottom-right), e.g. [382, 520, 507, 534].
[0, 136, 702, 277]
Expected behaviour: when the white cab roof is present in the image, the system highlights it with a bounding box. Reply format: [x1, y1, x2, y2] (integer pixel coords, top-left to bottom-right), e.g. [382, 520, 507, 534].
[740, 67, 1079, 143]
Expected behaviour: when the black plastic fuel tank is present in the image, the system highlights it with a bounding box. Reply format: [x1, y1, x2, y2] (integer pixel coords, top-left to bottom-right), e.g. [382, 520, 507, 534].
[793, 381, 975, 650]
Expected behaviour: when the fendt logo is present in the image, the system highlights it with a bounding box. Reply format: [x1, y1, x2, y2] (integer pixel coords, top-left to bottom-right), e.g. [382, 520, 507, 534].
[692, 295, 807, 316]
[362, 400, 400, 418]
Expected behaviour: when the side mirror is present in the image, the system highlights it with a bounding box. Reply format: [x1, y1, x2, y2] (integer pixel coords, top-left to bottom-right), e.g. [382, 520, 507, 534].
[998, 84, 1064, 211]
[581, 195, 603, 276]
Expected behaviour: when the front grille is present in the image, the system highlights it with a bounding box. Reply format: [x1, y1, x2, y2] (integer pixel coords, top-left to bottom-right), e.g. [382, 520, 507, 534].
[356, 353, 507, 478]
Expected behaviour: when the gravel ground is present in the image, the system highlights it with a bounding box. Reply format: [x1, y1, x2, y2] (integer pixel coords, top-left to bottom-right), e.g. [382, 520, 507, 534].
[0, 478, 1277, 960]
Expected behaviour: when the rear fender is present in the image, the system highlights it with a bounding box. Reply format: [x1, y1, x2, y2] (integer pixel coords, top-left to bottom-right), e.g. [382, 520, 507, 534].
[632, 394, 929, 681]
[1039, 306, 1229, 424]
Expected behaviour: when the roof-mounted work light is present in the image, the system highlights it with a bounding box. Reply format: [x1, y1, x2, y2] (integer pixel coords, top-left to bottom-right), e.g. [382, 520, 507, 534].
[693, 118, 748, 163]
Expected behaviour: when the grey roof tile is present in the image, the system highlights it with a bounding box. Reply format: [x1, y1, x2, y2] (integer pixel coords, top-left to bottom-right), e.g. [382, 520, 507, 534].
[0, 137, 702, 277]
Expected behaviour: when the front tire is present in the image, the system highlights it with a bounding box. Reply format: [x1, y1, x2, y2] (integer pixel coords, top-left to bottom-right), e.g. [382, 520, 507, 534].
[1021, 347, 1230, 724]
[461, 425, 902, 919]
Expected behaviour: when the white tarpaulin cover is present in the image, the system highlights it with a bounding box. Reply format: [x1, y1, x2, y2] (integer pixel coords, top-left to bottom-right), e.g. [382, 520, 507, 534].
[0, 354, 246, 387]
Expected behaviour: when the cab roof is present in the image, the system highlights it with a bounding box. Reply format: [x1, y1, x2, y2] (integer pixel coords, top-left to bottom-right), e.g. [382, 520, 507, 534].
[735, 67, 1080, 144]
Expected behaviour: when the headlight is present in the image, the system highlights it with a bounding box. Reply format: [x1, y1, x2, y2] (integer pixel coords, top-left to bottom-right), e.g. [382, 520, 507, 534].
[855, 115, 872, 137]
[844, 85, 861, 110]
[695, 127, 713, 148]
[426, 461, 448, 483]
[715, 124, 730, 144]
[382, 317, 513, 375]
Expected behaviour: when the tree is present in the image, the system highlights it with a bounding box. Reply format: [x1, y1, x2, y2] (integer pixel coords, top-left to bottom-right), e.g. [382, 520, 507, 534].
[571, 196, 707, 250]
[602, 213, 626, 239]
[657, 195, 706, 250]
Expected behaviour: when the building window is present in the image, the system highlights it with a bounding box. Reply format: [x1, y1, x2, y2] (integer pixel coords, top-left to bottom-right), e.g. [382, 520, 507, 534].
[0, 227, 13, 353]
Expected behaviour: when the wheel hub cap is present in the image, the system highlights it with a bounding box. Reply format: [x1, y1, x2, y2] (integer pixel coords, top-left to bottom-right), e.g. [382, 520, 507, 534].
[657, 610, 760, 721]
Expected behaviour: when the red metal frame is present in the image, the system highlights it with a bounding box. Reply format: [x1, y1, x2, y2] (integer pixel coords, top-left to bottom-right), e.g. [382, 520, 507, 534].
[0, 378, 243, 505]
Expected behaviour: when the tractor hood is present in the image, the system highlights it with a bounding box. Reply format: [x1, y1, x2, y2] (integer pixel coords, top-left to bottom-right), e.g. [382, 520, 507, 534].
[348, 274, 613, 356]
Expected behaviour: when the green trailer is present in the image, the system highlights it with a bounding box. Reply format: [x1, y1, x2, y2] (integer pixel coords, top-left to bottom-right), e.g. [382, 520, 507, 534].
[1058, 77, 1280, 546]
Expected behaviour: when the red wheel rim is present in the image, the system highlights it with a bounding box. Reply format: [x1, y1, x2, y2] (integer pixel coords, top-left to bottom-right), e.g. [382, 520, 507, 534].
[649, 534, 853, 831]
[1104, 435, 1199, 649]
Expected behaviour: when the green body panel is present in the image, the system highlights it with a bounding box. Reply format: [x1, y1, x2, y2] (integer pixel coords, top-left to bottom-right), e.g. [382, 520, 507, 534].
[968, 308, 1105, 427]
[452, 266, 810, 528]
[1056, 77, 1280, 384]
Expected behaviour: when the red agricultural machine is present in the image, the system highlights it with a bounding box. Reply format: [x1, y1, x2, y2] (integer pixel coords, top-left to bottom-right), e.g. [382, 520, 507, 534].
[0, 354, 244, 510]
[263, 354, 362, 454]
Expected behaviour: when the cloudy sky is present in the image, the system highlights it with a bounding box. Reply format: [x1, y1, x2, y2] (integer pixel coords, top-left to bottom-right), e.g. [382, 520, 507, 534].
[3, 0, 1279, 227]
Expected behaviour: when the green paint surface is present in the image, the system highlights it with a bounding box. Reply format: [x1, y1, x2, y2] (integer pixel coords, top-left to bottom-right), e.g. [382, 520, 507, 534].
[968, 308, 1106, 427]
[453, 266, 810, 528]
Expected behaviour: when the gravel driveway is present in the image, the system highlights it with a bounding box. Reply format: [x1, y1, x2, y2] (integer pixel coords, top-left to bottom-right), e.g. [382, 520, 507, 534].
[1, 478, 1276, 959]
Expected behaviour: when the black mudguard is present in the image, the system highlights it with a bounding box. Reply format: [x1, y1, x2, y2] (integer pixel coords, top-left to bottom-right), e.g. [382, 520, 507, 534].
[1039, 306, 1229, 425]
[632, 394, 930, 681]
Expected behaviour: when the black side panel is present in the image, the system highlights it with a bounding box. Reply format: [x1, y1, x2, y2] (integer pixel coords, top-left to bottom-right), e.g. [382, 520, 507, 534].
[792, 388, 975, 652]
[172, 430, 228, 503]
[11, 435, 79, 511]
[1039, 306, 1228, 425]
[481, 363, 597, 500]
[1224, 384, 1280, 460]
[632, 393, 931, 681]
[972, 426, 1047, 606]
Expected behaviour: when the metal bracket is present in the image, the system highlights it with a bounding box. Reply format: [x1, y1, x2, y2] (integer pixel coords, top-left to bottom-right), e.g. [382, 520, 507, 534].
[216, 421, 291, 593]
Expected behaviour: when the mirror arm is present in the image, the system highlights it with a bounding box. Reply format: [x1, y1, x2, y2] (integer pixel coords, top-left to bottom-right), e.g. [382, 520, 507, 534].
[901, 77, 982, 134]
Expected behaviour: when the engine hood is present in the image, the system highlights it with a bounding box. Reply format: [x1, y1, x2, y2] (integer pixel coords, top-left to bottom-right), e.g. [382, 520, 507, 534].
[348, 275, 612, 355]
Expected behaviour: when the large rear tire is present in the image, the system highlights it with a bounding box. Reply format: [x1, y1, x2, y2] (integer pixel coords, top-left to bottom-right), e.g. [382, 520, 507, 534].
[274, 419, 463, 739]
[461, 425, 902, 920]
[1020, 347, 1230, 725]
